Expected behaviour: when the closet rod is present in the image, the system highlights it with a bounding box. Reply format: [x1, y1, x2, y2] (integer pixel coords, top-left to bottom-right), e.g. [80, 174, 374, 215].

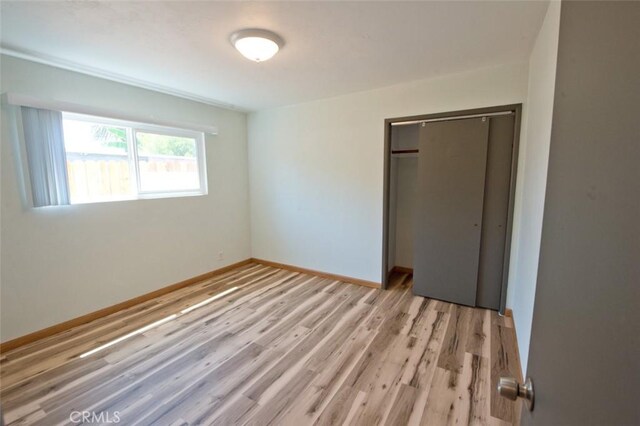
[391, 149, 419, 154]
[390, 110, 514, 127]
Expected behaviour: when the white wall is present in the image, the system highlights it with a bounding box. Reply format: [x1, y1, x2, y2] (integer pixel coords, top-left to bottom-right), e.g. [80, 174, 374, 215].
[0, 56, 251, 341]
[506, 1, 561, 374]
[248, 62, 529, 283]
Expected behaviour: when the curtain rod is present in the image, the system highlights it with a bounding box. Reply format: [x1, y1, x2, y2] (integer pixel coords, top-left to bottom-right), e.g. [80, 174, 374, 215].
[3, 93, 219, 135]
[390, 110, 514, 127]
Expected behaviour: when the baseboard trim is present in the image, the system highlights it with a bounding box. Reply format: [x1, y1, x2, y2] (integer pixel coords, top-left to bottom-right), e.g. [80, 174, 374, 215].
[251, 258, 381, 289]
[391, 266, 414, 274]
[0, 259, 253, 353]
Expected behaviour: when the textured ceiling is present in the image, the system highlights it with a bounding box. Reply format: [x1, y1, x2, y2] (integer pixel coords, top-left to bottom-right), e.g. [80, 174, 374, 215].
[0, 1, 548, 111]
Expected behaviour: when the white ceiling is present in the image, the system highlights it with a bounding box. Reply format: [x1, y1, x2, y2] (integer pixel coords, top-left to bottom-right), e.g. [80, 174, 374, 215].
[0, 1, 548, 111]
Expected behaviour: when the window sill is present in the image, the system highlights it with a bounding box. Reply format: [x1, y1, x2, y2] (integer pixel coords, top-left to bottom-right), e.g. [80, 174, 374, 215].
[36, 191, 208, 208]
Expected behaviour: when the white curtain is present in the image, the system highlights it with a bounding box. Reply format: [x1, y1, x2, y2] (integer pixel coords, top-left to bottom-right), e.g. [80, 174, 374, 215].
[21, 106, 70, 206]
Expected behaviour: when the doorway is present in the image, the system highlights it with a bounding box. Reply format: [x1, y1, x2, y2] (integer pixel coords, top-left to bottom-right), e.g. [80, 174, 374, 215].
[382, 105, 522, 314]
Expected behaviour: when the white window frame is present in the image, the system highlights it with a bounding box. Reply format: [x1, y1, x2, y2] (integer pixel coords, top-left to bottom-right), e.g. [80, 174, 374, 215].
[62, 112, 207, 204]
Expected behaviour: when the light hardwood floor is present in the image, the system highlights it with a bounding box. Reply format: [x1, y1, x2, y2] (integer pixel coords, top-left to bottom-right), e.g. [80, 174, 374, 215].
[0, 263, 522, 425]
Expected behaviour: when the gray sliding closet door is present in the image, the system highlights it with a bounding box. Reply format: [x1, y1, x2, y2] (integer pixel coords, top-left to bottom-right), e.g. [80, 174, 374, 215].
[413, 117, 489, 306]
[476, 115, 515, 309]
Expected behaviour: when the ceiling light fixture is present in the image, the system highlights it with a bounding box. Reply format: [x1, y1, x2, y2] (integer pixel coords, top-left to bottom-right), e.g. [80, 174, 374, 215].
[230, 29, 284, 62]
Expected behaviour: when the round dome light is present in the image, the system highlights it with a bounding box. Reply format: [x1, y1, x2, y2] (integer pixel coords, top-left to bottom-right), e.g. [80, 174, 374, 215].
[230, 29, 284, 62]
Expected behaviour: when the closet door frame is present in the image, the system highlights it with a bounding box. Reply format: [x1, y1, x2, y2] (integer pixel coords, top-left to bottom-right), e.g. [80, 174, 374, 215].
[382, 104, 522, 315]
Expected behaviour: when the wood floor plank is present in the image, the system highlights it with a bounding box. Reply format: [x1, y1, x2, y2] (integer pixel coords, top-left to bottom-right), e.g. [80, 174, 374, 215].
[490, 317, 522, 423]
[420, 366, 462, 425]
[313, 385, 363, 426]
[437, 304, 473, 373]
[0, 265, 522, 426]
[242, 300, 364, 403]
[207, 395, 257, 426]
[245, 368, 316, 426]
[467, 353, 492, 426]
[402, 310, 449, 388]
[466, 308, 488, 356]
[385, 383, 419, 426]
[133, 343, 272, 425]
[402, 298, 431, 336]
[348, 360, 404, 425]
[281, 306, 381, 424]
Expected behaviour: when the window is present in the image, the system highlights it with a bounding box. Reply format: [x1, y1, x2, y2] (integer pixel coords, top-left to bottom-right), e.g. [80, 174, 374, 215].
[62, 113, 207, 204]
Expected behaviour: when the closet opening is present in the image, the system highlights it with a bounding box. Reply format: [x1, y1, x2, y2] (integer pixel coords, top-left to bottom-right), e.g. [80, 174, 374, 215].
[382, 105, 522, 314]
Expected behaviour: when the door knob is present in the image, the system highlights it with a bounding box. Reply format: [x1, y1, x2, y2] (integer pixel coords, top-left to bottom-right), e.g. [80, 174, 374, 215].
[498, 376, 534, 411]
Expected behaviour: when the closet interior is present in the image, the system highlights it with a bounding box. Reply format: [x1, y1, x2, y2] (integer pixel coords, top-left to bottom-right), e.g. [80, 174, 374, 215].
[388, 123, 420, 275]
[385, 106, 521, 313]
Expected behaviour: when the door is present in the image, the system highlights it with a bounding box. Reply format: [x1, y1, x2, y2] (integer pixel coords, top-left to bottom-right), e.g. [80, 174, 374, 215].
[476, 114, 516, 310]
[521, 2, 640, 424]
[413, 117, 489, 306]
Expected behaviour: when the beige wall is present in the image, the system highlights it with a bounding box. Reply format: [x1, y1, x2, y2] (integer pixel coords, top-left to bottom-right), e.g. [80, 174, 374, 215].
[0, 56, 251, 341]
